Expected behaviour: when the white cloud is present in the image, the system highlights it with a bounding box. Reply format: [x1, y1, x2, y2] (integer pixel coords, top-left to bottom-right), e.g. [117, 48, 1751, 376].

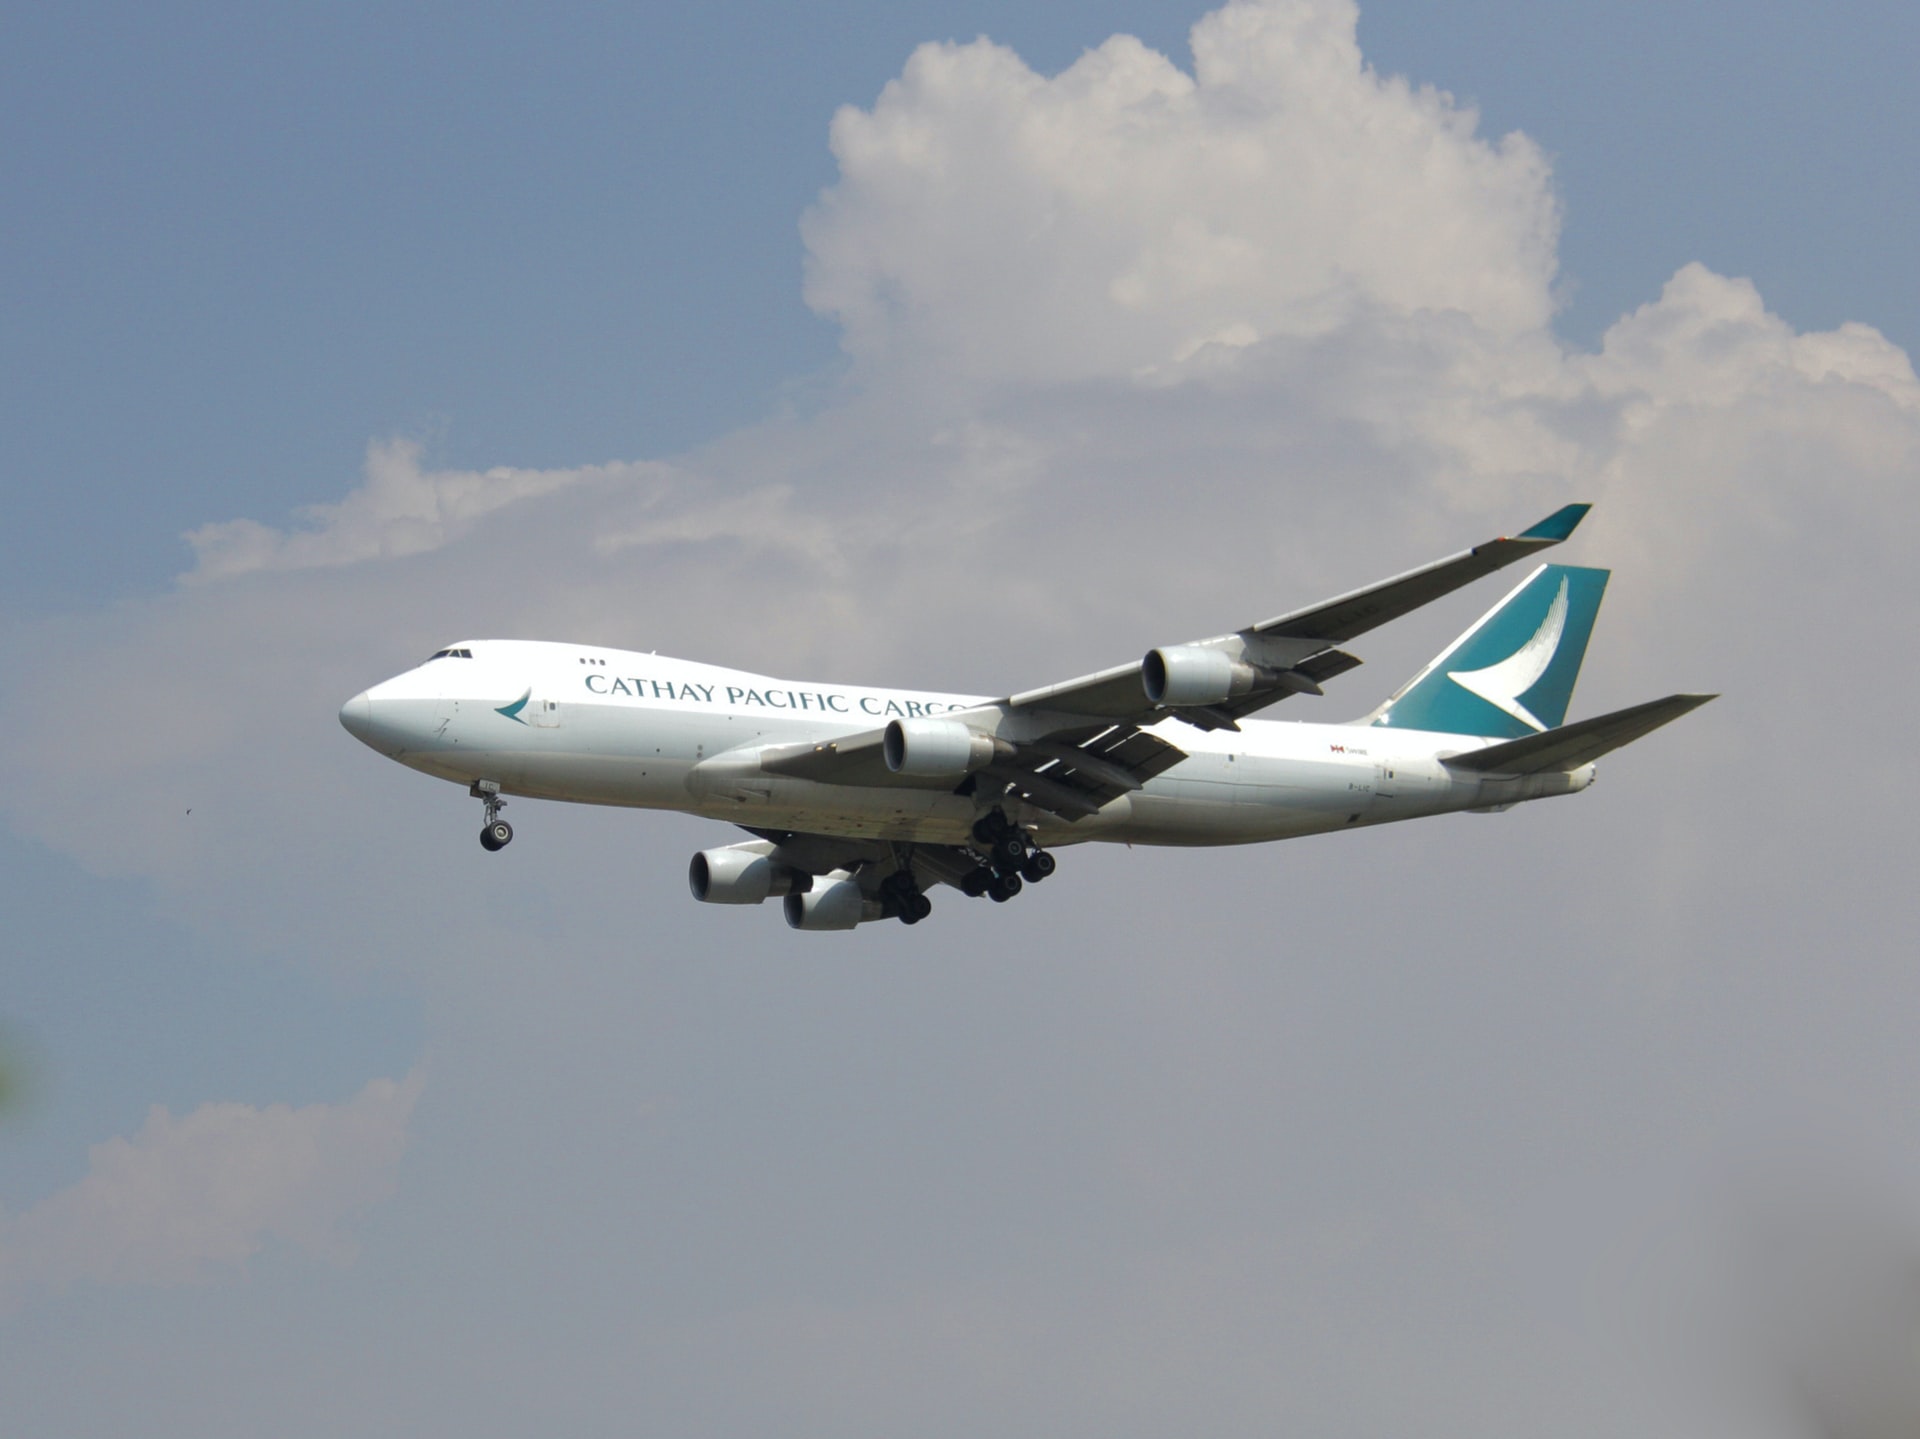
[0, 1074, 421, 1305]
[1584, 262, 1920, 409]
[801, 0, 1558, 385]
[183, 437, 674, 583]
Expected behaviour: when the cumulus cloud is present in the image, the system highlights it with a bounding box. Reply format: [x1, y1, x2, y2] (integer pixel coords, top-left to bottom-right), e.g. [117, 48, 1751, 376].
[801, 0, 1558, 385]
[183, 437, 675, 583]
[0, 1074, 421, 1305]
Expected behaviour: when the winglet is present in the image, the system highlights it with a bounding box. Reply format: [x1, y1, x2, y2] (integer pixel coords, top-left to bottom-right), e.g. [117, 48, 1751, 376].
[1517, 503, 1590, 544]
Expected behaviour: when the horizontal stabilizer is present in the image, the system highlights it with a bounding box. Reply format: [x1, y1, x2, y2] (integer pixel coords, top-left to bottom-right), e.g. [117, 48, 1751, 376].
[1442, 693, 1716, 776]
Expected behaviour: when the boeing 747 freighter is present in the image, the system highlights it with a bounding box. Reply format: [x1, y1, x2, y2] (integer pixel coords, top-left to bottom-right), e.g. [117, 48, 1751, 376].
[340, 504, 1711, 929]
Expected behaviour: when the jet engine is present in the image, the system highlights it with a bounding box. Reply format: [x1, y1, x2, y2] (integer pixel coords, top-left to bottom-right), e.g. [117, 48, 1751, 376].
[783, 873, 879, 930]
[689, 844, 813, 904]
[883, 717, 1006, 777]
[1142, 645, 1259, 707]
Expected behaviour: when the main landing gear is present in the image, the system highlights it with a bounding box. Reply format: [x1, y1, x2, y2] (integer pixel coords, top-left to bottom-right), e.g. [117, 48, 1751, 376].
[471, 780, 513, 852]
[960, 810, 1055, 903]
[882, 807, 1057, 925]
[879, 870, 935, 926]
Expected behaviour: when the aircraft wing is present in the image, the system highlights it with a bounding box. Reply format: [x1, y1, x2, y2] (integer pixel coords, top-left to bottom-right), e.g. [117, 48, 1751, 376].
[755, 503, 1590, 822]
[1003, 503, 1590, 731]
[758, 717, 1187, 818]
[735, 828, 1013, 900]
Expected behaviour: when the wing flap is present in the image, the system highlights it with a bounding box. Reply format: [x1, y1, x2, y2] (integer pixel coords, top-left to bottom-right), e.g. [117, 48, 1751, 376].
[1018, 724, 1187, 810]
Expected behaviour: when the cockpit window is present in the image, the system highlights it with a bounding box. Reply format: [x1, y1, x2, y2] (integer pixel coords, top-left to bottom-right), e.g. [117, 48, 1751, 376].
[427, 647, 475, 661]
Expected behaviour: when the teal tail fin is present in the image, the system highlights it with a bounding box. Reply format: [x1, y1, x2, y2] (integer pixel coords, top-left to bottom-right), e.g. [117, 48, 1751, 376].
[1369, 564, 1610, 738]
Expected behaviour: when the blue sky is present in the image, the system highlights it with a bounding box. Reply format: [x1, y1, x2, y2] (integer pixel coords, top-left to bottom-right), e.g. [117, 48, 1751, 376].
[5, 4, 1920, 1434]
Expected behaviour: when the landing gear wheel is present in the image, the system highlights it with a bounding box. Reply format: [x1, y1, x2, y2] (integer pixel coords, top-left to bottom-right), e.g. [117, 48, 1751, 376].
[480, 820, 513, 851]
[991, 833, 1028, 871]
[960, 866, 995, 898]
[1020, 850, 1055, 883]
[987, 873, 1024, 903]
[880, 869, 933, 924]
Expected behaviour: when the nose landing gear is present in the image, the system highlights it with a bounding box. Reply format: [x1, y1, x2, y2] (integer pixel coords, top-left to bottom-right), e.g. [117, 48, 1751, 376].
[471, 780, 513, 852]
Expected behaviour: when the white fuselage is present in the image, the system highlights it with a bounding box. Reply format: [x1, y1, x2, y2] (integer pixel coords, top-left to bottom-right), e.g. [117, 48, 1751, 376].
[341, 640, 1591, 848]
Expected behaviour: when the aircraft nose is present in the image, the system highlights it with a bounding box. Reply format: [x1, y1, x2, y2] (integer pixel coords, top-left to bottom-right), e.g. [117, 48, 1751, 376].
[341, 677, 442, 760]
[340, 691, 375, 743]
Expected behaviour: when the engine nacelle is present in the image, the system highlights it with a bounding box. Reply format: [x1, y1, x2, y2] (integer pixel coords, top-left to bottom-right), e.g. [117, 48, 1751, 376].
[1142, 645, 1259, 707]
[783, 873, 879, 930]
[884, 717, 1002, 777]
[689, 845, 812, 905]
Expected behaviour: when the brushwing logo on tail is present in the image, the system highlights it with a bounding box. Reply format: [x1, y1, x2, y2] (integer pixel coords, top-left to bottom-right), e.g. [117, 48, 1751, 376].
[1445, 576, 1569, 733]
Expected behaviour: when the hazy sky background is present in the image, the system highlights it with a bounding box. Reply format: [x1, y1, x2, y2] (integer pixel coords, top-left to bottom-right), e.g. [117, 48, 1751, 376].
[4, 3, 1919, 1435]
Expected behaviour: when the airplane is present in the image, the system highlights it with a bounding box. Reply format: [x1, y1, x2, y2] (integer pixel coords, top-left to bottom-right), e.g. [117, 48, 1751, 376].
[339, 504, 1712, 930]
